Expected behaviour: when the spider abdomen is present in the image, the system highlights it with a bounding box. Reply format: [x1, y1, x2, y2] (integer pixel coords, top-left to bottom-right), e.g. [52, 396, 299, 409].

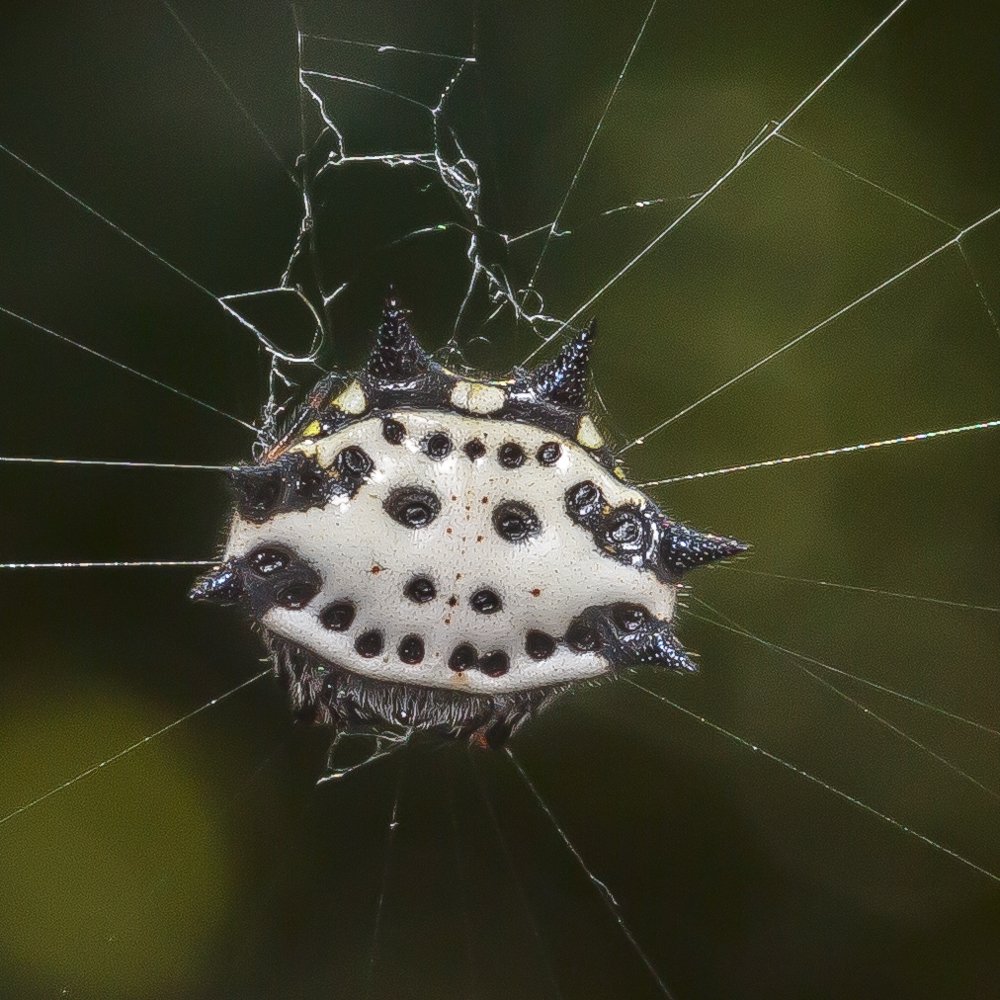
[191, 299, 746, 744]
[223, 409, 677, 694]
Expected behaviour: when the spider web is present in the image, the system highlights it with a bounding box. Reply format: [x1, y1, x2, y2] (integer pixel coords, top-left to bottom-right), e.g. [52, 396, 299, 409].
[0, 1, 998, 998]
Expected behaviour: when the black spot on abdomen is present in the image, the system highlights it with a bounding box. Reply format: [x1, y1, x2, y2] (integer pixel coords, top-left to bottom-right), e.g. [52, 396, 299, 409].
[565, 480, 603, 520]
[463, 439, 486, 460]
[497, 442, 525, 468]
[449, 644, 477, 672]
[275, 581, 318, 610]
[398, 634, 425, 664]
[355, 630, 384, 658]
[384, 486, 441, 528]
[602, 507, 647, 555]
[422, 432, 453, 460]
[536, 442, 561, 466]
[320, 601, 356, 631]
[479, 651, 510, 676]
[334, 446, 373, 486]
[382, 418, 406, 444]
[404, 576, 436, 603]
[492, 500, 541, 543]
[470, 589, 502, 614]
[525, 631, 556, 660]
[566, 621, 602, 652]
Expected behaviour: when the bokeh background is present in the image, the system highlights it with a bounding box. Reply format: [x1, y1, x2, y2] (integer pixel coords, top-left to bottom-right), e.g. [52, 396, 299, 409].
[1, 1, 998, 997]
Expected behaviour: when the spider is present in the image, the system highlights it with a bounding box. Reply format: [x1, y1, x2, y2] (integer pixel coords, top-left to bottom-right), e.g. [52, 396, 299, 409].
[191, 297, 747, 748]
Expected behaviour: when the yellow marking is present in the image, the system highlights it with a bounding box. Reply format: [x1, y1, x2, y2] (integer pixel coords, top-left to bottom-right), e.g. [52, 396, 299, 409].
[450, 380, 506, 414]
[613, 466, 626, 480]
[331, 380, 367, 415]
[576, 415, 604, 449]
[301, 419, 322, 437]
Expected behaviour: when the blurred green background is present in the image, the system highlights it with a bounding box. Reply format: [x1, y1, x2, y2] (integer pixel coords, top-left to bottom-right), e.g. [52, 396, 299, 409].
[1, 1, 998, 997]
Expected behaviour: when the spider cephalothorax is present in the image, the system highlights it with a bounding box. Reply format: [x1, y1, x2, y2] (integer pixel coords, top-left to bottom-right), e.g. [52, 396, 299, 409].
[191, 299, 747, 746]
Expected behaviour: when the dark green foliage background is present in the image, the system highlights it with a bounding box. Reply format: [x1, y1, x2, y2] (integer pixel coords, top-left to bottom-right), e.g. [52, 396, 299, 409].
[0, 1, 998, 998]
